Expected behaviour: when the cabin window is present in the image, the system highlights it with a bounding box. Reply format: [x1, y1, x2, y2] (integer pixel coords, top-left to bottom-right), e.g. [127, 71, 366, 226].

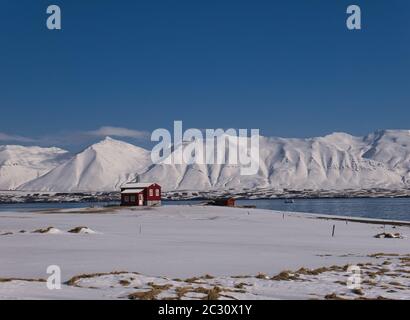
[149, 189, 153, 196]
[130, 195, 136, 202]
[139, 194, 143, 200]
[124, 195, 129, 202]
[155, 189, 160, 197]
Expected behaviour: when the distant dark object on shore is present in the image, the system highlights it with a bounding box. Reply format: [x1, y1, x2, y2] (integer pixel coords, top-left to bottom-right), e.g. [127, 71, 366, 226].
[374, 232, 403, 239]
[206, 197, 256, 208]
[209, 197, 236, 207]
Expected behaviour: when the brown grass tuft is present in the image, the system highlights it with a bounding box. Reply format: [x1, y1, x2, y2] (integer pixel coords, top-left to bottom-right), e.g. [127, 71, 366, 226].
[324, 293, 347, 300]
[128, 288, 162, 300]
[147, 282, 173, 291]
[119, 279, 131, 286]
[368, 253, 399, 258]
[66, 271, 131, 286]
[351, 288, 364, 296]
[175, 286, 192, 299]
[271, 271, 298, 281]
[184, 276, 202, 283]
[0, 277, 46, 283]
[32, 226, 55, 233]
[68, 226, 88, 233]
[255, 272, 268, 279]
[234, 282, 247, 289]
[204, 286, 221, 300]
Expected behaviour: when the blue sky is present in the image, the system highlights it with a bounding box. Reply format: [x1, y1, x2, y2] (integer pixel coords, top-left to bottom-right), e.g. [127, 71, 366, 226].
[0, 0, 409, 150]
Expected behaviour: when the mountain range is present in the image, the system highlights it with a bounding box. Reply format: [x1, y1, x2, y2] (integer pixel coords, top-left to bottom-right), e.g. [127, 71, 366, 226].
[1, 130, 409, 192]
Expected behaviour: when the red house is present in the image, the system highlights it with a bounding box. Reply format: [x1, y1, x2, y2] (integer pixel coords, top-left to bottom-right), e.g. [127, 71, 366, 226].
[120, 182, 161, 206]
[213, 197, 236, 207]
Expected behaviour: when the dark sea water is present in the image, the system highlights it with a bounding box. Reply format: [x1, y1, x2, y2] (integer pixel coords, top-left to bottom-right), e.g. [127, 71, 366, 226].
[236, 198, 410, 221]
[1, 198, 410, 221]
[164, 198, 410, 221]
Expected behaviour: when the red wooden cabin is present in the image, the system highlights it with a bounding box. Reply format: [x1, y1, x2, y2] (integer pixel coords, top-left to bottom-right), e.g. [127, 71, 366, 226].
[213, 197, 236, 207]
[120, 182, 161, 206]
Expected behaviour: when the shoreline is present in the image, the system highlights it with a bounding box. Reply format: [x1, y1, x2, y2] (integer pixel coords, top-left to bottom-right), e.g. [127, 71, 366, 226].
[2, 197, 410, 224]
[2, 194, 410, 220]
[1, 187, 410, 204]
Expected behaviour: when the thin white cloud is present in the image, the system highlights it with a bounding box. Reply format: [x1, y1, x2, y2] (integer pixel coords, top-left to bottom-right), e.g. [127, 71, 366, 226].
[0, 127, 151, 149]
[0, 132, 36, 143]
[86, 126, 149, 139]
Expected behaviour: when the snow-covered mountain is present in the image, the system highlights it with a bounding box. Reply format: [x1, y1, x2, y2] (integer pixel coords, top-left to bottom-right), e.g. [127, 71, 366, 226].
[19, 137, 152, 192]
[0, 145, 70, 190]
[11, 130, 410, 192]
[139, 130, 408, 191]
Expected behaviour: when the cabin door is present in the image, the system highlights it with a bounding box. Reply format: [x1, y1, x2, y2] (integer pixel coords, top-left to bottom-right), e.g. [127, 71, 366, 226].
[138, 194, 143, 206]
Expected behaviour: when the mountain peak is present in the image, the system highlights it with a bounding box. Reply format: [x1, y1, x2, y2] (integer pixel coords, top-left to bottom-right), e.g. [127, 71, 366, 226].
[88, 137, 149, 154]
[89, 136, 130, 149]
[97, 136, 120, 144]
[19, 136, 152, 192]
[10, 129, 410, 192]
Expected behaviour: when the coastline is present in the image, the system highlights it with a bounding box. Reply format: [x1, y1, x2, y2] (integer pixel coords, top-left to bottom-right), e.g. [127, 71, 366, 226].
[1, 187, 410, 204]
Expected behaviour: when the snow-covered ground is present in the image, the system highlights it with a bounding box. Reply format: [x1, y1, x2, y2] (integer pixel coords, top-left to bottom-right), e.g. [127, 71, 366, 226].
[0, 205, 409, 299]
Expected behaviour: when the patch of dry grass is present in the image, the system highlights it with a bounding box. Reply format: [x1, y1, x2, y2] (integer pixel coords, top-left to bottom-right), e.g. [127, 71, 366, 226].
[0, 277, 46, 283]
[203, 286, 221, 300]
[175, 286, 193, 299]
[184, 276, 206, 284]
[271, 271, 298, 281]
[231, 275, 251, 279]
[66, 271, 132, 287]
[32, 226, 55, 233]
[147, 282, 173, 291]
[399, 256, 410, 264]
[368, 253, 400, 258]
[362, 279, 377, 286]
[173, 285, 223, 300]
[351, 288, 364, 296]
[119, 279, 131, 286]
[356, 295, 390, 300]
[128, 288, 162, 300]
[68, 226, 88, 233]
[255, 272, 268, 279]
[296, 266, 335, 276]
[324, 293, 347, 300]
[234, 282, 247, 289]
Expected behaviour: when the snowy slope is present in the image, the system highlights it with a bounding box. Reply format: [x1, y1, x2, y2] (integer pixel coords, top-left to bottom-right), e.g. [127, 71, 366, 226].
[139, 130, 408, 191]
[0, 205, 410, 300]
[19, 137, 152, 192]
[16, 130, 410, 192]
[0, 145, 70, 190]
[362, 130, 410, 185]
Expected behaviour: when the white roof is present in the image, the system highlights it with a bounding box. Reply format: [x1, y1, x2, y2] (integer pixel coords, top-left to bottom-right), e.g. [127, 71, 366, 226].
[121, 182, 157, 189]
[121, 188, 144, 194]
